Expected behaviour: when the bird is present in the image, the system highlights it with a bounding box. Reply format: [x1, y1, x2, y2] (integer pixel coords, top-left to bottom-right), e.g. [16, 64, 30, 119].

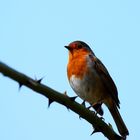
[65, 40, 129, 137]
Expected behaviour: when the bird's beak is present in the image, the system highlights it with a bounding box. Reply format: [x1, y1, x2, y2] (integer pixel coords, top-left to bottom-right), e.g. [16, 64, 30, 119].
[64, 46, 71, 51]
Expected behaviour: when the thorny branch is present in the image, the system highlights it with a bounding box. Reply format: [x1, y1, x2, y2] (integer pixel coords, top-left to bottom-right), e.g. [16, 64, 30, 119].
[0, 61, 124, 140]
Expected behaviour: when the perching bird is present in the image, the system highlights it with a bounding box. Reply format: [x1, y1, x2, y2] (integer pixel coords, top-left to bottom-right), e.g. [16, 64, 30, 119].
[65, 41, 129, 137]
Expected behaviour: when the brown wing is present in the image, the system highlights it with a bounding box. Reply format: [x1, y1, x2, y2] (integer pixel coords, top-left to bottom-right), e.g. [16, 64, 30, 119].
[93, 56, 120, 108]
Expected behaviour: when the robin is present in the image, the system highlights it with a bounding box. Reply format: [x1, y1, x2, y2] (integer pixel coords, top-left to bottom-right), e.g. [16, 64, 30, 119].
[65, 41, 129, 137]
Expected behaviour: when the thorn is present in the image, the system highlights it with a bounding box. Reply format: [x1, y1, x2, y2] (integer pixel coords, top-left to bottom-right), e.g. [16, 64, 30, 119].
[48, 99, 54, 108]
[69, 96, 78, 101]
[36, 78, 43, 83]
[90, 127, 100, 135]
[18, 82, 23, 90]
[35, 76, 44, 84]
[79, 115, 82, 120]
[81, 100, 86, 107]
[66, 106, 70, 111]
[64, 91, 68, 96]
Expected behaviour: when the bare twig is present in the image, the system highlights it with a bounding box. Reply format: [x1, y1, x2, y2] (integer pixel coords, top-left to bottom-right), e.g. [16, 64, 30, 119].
[0, 61, 123, 140]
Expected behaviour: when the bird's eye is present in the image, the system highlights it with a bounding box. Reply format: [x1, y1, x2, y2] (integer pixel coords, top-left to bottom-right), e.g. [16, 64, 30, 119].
[77, 45, 82, 49]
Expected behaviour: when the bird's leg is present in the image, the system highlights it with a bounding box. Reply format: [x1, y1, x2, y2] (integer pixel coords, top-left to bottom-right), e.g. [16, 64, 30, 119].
[92, 103, 104, 117]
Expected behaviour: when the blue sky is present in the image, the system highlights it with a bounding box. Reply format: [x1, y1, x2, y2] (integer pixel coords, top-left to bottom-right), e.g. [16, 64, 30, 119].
[0, 0, 140, 140]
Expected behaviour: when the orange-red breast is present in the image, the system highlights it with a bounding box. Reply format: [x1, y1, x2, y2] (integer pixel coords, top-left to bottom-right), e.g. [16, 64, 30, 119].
[65, 41, 129, 137]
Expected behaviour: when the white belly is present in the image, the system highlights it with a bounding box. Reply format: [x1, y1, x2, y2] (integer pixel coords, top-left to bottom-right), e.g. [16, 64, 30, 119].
[69, 74, 104, 104]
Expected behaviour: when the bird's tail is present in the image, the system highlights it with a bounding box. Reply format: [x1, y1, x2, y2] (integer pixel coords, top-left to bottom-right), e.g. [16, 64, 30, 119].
[109, 104, 129, 137]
